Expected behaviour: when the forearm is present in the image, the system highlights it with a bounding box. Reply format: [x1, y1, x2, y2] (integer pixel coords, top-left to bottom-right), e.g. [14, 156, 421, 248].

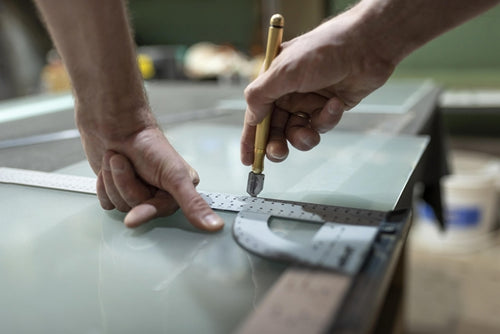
[33, 0, 154, 138]
[350, 0, 499, 65]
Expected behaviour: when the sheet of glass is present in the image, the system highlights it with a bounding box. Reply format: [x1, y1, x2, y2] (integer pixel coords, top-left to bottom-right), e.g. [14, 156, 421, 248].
[167, 124, 428, 211]
[62, 125, 428, 211]
[1, 125, 427, 333]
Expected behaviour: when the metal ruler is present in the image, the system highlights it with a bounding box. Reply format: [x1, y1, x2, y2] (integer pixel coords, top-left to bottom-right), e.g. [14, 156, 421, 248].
[0, 167, 97, 193]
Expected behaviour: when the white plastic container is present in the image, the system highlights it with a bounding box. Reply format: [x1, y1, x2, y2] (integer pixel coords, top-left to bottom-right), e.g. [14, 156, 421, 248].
[446, 151, 500, 233]
[442, 170, 497, 236]
[413, 150, 500, 253]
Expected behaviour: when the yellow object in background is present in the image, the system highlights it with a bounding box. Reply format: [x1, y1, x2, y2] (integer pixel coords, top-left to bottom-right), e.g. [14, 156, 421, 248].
[137, 54, 155, 79]
[40, 63, 71, 92]
[40, 49, 71, 93]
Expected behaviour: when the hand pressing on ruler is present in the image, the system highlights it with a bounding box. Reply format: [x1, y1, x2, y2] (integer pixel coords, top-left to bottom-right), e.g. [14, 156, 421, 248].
[93, 132, 224, 231]
[81, 113, 224, 231]
[33, 0, 224, 231]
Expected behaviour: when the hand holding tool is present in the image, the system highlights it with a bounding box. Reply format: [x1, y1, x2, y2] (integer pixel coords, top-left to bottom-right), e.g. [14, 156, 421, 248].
[246, 14, 284, 197]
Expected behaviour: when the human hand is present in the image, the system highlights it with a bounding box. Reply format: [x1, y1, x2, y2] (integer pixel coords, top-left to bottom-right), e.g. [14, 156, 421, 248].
[77, 109, 224, 232]
[241, 9, 396, 166]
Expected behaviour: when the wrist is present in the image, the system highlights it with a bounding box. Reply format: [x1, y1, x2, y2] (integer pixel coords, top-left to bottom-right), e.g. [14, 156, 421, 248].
[319, 4, 397, 88]
[347, 0, 415, 67]
[75, 90, 158, 143]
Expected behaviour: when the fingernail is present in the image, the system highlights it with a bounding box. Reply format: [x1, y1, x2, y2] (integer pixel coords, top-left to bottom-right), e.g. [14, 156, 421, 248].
[316, 126, 329, 134]
[328, 99, 346, 115]
[327, 103, 339, 115]
[300, 136, 315, 149]
[203, 214, 224, 230]
[269, 150, 288, 160]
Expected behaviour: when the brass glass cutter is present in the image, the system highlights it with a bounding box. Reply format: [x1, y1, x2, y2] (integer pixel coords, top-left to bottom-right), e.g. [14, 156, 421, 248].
[247, 14, 284, 197]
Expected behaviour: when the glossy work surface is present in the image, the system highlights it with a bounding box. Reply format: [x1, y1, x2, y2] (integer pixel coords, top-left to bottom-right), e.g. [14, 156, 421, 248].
[0, 120, 428, 333]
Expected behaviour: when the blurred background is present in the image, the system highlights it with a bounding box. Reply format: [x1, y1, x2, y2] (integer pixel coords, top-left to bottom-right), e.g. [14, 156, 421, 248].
[1, 0, 499, 333]
[3, 0, 500, 95]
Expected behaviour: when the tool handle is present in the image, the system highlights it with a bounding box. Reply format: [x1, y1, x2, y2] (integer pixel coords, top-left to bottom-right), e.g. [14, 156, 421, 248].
[252, 14, 284, 174]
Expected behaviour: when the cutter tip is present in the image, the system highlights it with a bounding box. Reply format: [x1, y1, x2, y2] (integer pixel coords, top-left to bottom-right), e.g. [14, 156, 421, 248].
[247, 171, 265, 197]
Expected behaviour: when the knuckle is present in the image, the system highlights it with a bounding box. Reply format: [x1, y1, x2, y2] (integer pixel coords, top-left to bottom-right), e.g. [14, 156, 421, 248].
[189, 168, 200, 186]
[244, 85, 261, 108]
[187, 194, 208, 210]
[99, 198, 115, 210]
[159, 162, 190, 193]
[183, 194, 211, 220]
